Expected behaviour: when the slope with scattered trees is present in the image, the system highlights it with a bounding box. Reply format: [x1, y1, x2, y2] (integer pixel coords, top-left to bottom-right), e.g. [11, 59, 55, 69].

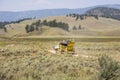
[66, 14, 99, 20]
[25, 19, 69, 33]
[86, 7, 120, 20]
[0, 22, 9, 32]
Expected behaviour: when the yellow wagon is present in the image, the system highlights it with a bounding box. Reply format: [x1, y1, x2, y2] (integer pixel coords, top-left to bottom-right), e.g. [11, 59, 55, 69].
[58, 40, 75, 54]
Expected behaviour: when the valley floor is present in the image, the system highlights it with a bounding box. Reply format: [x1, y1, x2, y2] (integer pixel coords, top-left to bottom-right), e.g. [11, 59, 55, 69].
[0, 37, 120, 80]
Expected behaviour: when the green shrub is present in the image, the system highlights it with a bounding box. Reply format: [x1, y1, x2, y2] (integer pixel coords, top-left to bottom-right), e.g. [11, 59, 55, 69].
[98, 54, 120, 80]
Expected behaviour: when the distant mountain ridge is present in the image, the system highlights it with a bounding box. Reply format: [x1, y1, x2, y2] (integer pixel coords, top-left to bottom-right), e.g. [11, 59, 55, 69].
[0, 4, 120, 21]
[0, 9, 89, 21]
[101, 4, 120, 9]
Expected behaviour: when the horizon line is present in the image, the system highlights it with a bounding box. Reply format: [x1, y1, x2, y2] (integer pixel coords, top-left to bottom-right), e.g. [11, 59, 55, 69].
[0, 3, 119, 12]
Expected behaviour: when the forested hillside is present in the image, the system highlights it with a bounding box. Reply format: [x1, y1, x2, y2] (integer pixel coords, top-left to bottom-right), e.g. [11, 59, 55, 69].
[86, 7, 120, 20]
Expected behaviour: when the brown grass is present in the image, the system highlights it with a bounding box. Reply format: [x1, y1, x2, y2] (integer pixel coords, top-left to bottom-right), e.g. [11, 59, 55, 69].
[3, 16, 120, 37]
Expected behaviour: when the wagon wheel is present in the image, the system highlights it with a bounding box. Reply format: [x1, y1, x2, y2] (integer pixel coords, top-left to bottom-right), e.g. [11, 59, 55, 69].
[61, 50, 64, 54]
[72, 48, 75, 54]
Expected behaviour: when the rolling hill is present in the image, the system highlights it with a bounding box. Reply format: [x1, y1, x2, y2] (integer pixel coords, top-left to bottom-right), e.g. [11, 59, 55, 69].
[2, 16, 120, 37]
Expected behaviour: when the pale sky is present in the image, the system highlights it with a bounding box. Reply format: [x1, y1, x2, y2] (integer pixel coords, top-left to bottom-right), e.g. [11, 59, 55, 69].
[0, 0, 120, 11]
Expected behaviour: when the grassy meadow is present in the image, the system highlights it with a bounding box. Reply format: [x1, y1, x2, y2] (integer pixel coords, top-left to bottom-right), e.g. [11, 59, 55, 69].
[0, 37, 120, 80]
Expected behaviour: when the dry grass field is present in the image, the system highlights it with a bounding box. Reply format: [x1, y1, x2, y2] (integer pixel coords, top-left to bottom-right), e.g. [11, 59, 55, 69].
[0, 37, 120, 80]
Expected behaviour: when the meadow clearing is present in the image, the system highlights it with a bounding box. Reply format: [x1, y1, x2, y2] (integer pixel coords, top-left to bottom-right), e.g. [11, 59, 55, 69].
[0, 37, 120, 80]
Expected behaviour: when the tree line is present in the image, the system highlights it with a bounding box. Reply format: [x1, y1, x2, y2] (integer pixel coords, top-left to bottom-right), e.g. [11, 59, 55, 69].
[25, 19, 69, 33]
[11, 18, 32, 24]
[66, 13, 99, 20]
[42, 19, 69, 31]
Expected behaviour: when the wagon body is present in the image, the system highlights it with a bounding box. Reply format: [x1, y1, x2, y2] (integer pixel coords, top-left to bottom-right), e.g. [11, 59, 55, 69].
[59, 40, 75, 54]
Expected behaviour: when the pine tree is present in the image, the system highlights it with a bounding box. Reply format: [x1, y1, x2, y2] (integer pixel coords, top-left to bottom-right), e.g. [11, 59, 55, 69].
[36, 26, 39, 31]
[73, 26, 77, 30]
[30, 25, 34, 32]
[4, 27, 7, 32]
[76, 16, 79, 21]
[25, 25, 29, 33]
[78, 25, 81, 29]
[36, 20, 41, 26]
[43, 20, 48, 25]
